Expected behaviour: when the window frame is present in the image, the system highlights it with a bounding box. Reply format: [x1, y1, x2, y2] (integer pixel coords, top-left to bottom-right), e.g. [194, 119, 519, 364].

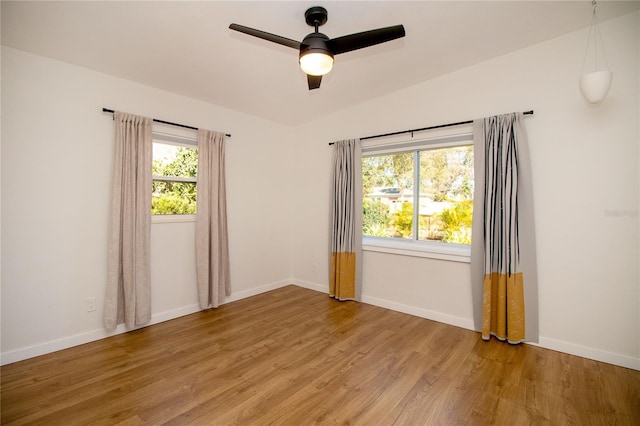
[361, 125, 474, 263]
[151, 131, 198, 223]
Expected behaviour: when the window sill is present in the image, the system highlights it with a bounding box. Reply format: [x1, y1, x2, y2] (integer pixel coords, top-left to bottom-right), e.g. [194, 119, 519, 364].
[363, 236, 470, 263]
[152, 214, 196, 224]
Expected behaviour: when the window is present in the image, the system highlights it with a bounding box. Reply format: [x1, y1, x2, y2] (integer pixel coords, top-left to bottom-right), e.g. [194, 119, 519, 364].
[362, 131, 473, 261]
[152, 134, 198, 216]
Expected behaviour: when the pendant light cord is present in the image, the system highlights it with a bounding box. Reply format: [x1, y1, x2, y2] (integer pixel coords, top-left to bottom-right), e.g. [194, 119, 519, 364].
[581, 0, 610, 75]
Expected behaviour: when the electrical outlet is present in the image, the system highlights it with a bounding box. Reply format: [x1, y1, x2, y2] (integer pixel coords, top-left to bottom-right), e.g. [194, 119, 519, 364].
[86, 297, 96, 312]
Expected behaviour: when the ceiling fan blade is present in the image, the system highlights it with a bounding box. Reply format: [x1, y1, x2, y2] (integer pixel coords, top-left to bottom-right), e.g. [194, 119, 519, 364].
[307, 75, 322, 90]
[229, 24, 301, 50]
[327, 25, 405, 55]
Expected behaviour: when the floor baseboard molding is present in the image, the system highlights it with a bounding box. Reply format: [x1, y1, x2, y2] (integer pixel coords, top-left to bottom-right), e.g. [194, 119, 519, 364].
[1, 279, 294, 366]
[290, 279, 327, 294]
[361, 294, 476, 332]
[532, 337, 640, 371]
[225, 280, 292, 303]
[0, 303, 194, 366]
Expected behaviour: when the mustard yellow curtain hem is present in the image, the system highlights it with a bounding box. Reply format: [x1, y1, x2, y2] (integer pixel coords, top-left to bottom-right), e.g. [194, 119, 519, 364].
[481, 272, 525, 343]
[329, 252, 357, 301]
[481, 333, 527, 345]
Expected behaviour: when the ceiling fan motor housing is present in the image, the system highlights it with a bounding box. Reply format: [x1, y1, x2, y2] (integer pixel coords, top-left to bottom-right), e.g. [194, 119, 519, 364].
[300, 33, 333, 59]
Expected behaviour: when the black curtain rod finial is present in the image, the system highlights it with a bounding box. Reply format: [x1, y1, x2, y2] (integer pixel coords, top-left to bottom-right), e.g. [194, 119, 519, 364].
[102, 108, 231, 138]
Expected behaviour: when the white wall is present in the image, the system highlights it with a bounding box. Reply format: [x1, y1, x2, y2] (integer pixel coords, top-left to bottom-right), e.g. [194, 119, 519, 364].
[1, 47, 295, 363]
[292, 11, 639, 369]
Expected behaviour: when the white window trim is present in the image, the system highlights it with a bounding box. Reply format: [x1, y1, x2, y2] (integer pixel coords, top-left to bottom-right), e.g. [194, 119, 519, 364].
[152, 175, 197, 183]
[152, 214, 196, 224]
[152, 131, 198, 147]
[363, 236, 470, 263]
[361, 124, 473, 262]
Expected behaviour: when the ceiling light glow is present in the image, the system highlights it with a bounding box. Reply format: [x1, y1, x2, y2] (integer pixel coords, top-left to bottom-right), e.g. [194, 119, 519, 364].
[300, 52, 334, 76]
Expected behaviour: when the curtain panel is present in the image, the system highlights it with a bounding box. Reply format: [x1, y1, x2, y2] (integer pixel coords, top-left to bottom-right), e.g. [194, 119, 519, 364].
[196, 129, 230, 309]
[105, 111, 153, 331]
[470, 113, 539, 343]
[330, 139, 363, 301]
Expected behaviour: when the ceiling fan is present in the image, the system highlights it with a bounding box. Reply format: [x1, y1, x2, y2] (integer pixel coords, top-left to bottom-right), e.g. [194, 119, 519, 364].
[229, 6, 405, 90]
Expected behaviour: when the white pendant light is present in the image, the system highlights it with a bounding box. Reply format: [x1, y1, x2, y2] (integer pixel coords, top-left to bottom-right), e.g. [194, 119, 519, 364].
[579, 1, 612, 104]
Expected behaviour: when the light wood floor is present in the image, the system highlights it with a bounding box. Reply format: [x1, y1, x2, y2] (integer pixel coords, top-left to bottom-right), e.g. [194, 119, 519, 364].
[2, 285, 639, 425]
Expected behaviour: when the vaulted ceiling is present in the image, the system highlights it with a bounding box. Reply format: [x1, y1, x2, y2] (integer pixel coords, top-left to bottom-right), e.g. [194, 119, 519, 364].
[2, 1, 638, 126]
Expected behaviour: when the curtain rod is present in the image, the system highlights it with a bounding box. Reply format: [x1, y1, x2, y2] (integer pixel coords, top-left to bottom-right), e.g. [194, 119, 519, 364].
[102, 108, 231, 137]
[328, 110, 533, 145]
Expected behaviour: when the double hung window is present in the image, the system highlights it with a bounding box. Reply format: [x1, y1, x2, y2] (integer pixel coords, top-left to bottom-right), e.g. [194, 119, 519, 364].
[152, 133, 198, 217]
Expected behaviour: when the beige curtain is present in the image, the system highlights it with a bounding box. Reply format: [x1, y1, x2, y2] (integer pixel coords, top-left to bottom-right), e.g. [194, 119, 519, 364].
[196, 129, 230, 309]
[471, 112, 539, 343]
[105, 111, 152, 331]
[330, 139, 362, 301]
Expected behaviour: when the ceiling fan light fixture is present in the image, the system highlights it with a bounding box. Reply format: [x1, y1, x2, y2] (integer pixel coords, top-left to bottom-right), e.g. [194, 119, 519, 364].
[230, 6, 405, 89]
[299, 51, 334, 76]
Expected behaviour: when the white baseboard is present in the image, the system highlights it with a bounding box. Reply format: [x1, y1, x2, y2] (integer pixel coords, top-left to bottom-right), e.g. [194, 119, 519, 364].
[0, 279, 293, 366]
[225, 279, 292, 303]
[0, 303, 196, 366]
[361, 294, 476, 331]
[290, 280, 476, 332]
[289, 281, 477, 333]
[290, 279, 327, 294]
[532, 337, 640, 371]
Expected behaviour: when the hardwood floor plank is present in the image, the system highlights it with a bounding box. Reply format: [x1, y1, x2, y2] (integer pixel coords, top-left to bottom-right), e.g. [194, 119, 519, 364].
[2, 285, 639, 425]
